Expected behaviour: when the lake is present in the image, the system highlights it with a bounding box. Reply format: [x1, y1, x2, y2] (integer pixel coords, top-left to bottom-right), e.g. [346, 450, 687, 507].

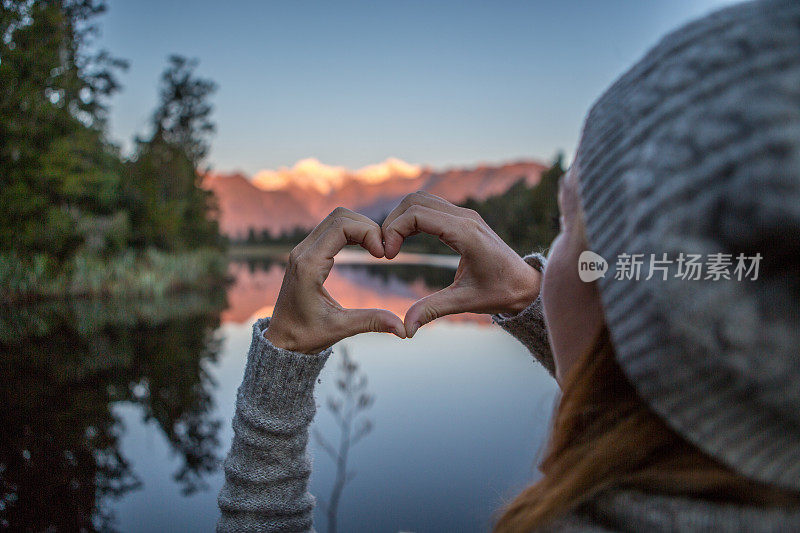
[0, 254, 558, 532]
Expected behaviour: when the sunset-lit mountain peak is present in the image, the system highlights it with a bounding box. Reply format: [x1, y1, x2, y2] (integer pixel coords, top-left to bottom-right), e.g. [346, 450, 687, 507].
[252, 158, 346, 193]
[252, 157, 422, 194]
[356, 157, 421, 184]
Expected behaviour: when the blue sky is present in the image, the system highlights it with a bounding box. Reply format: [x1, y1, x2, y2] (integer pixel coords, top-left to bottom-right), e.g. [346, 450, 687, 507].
[99, 0, 738, 174]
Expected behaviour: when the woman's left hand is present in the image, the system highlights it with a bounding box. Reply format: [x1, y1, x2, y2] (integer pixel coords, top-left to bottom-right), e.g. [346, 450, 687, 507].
[265, 208, 406, 354]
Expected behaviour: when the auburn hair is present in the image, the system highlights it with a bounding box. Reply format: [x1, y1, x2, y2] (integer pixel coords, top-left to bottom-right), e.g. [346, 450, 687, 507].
[494, 326, 800, 532]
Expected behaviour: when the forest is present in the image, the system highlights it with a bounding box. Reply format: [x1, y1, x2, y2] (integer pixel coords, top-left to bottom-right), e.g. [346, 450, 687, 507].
[0, 0, 225, 301]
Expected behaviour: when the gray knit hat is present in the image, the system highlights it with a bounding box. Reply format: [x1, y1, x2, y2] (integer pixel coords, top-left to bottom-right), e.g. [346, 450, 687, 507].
[574, 0, 800, 491]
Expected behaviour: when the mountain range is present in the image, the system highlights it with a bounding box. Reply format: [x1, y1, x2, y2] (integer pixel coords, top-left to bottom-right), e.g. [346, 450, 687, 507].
[203, 158, 547, 239]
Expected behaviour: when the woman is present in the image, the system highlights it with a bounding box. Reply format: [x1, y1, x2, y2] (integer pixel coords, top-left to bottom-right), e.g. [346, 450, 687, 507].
[218, 0, 800, 530]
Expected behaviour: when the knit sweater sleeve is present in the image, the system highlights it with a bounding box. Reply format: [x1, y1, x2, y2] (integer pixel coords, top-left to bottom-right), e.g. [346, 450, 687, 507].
[491, 252, 555, 377]
[217, 317, 331, 533]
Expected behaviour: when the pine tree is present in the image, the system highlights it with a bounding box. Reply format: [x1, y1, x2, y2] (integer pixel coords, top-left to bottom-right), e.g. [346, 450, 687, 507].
[125, 56, 222, 251]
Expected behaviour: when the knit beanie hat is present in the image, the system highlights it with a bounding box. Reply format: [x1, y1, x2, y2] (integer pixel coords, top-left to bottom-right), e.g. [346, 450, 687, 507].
[574, 0, 800, 491]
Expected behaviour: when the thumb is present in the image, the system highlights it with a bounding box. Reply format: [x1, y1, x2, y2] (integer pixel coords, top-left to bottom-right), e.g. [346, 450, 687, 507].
[337, 308, 407, 339]
[404, 286, 464, 338]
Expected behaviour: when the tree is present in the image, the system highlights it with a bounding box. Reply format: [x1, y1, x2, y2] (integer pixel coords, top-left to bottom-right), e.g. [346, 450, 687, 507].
[462, 154, 564, 254]
[124, 56, 222, 251]
[152, 55, 217, 166]
[0, 0, 127, 264]
[0, 2, 224, 298]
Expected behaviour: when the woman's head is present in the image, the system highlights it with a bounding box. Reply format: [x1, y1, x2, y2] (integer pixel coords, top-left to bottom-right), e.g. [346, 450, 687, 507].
[540, 0, 800, 497]
[503, 0, 800, 528]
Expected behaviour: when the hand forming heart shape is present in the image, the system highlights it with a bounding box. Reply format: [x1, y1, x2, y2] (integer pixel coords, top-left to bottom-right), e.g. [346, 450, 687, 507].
[264, 192, 541, 354]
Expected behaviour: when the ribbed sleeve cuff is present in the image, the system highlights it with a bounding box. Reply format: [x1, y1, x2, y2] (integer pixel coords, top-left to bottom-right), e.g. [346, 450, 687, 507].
[236, 317, 332, 428]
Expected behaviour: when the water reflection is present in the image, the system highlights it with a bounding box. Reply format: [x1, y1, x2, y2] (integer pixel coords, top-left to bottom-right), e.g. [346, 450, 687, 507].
[224, 256, 487, 325]
[0, 291, 226, 531]
[0, 258, 557, 532]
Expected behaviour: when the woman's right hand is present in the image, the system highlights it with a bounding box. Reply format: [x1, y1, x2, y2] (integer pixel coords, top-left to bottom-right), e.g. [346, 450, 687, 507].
[264, 208, 406, 354]
[381, 191, 542, 337]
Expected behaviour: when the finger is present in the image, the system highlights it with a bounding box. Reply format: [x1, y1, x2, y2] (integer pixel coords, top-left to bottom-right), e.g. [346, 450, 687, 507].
[404, 285, 466, 337]
[382, 204, 474, 259]
[295, 207, 379, 256]
[382, 191, 477, 231]
[336, 308, 406, 339]
[310, 218, 385, 261]
[294, 207, 382, 257]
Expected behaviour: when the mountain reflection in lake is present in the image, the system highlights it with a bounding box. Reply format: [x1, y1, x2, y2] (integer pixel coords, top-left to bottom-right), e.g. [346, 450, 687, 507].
[0, 257, 558, 532]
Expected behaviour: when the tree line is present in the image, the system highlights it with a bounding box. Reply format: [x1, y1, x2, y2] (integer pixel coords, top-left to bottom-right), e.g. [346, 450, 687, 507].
[1, 0, 224, 299]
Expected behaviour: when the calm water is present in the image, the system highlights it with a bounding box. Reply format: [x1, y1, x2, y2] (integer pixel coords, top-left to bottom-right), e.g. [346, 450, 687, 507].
[0, 256, 558, 532]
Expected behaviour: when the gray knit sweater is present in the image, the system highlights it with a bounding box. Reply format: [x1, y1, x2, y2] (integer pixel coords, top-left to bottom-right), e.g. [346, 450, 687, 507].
[217, 253, 800, 531]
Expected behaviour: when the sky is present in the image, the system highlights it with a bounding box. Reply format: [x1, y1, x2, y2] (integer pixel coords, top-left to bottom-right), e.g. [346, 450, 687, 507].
[98, 0, 739, 175]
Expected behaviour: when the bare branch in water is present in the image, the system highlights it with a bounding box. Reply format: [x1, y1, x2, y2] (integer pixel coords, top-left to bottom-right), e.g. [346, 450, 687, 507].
[312, 346, 375, 533]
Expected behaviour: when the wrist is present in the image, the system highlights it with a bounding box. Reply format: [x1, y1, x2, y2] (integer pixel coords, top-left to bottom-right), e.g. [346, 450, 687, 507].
[499, 263, 542, 315]
[264, 320, 328, 355]
[264, 321, 301, 352]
